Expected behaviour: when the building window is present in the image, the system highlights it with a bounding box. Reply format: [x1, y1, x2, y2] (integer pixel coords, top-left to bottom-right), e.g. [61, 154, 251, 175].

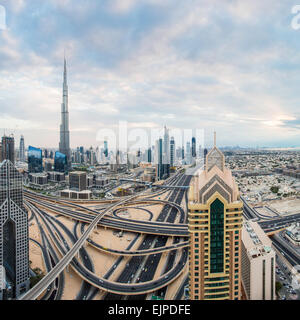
[271, 257, 274, 300]
[210, 198, 224, 274]
[262, 259, 266, 300]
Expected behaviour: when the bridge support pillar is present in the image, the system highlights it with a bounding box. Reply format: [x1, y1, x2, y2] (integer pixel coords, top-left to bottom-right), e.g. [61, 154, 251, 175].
[66, 264, 69, 273]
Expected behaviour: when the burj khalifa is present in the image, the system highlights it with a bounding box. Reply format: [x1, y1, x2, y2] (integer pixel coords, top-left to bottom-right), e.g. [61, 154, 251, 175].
[59, 57, 71, 170]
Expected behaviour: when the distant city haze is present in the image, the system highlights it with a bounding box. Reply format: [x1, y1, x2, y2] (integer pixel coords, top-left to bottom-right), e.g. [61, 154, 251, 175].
[0, 1, 300, 148]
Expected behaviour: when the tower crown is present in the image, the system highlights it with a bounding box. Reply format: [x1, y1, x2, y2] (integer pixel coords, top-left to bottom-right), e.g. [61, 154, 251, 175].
[206, 132, 225, 172]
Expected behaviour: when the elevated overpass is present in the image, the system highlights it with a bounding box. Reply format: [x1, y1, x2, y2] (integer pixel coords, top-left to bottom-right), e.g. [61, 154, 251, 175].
[119, 178, 189, 190]
[19, 190, 149, 300]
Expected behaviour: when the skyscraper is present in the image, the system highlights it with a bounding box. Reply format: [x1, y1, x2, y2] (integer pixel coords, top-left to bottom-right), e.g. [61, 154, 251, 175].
[188, 133, 243, 300]
[28, 146, 43, 173]
[155, 138, 163, 180]
[186, 141, 191, 165]
[162, 126, 170, 179]
[147, 148, 152, 163]
[170, 136, 175, 168]
[199, 145, 202, 160]
[0, 160, 30, 299]
[104, 141, 108, 158]
[54, 151, 67, 172]
[192, 137, 196, 158]
[1, 135, 15, 164]
[59, 57, 71, 170]
[19, 135, 25, 162]
[204, 148, 208, 164]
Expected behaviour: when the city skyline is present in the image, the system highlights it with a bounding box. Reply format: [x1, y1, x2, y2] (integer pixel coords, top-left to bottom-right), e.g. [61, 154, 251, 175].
[1, 0, 300, 305]
[1, 1, 300, 148]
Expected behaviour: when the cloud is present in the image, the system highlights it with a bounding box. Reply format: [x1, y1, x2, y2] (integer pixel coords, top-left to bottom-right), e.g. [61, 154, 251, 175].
[0, 0, 300, 148]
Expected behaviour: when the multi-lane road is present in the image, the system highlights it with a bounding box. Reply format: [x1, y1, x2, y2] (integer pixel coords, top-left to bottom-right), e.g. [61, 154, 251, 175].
[20, 171, 191, 300]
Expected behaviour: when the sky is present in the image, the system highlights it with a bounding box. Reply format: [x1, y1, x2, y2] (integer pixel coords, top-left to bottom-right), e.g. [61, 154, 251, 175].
[1, 0, 300, 149]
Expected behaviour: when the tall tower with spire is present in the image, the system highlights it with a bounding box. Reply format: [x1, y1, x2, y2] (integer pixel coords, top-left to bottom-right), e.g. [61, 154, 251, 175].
[59, 57, 71, 170]
[188, 132, 243, 300]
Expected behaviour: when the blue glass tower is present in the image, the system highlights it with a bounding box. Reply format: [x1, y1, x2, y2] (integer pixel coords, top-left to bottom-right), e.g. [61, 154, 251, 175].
[28, 146, 43, 173]
[54, 151, 67, 173]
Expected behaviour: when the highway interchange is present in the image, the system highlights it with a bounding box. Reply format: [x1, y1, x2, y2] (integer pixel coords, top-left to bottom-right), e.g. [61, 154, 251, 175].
[19, 166, 300, 300]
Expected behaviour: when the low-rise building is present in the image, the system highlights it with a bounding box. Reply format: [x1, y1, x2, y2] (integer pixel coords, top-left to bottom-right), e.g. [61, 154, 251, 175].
[95, 176, 109, 188]
[142, 166, 156, 182]
[48, 171, 65, 183]
[60, 189, 91, 200]
[29, 172, 48, 186]
[285, 223, 300, 246]
[69, 171, 87, 191]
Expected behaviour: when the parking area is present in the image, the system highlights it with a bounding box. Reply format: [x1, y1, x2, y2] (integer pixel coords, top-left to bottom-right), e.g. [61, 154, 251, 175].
[276, 255, 299, 300]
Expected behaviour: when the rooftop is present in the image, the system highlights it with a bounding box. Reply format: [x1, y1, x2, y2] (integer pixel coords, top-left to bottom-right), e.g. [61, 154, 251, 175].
[242, 221, 273, 259]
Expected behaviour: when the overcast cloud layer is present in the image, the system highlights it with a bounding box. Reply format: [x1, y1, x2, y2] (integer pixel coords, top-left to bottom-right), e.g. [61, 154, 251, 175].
[1, 0, 300, 148]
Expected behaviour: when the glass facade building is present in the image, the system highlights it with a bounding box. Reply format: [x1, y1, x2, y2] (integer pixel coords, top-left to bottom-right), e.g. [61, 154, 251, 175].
[28, 146, 43, 173]
[54, 151, 67, 172]
[0, 160, 30, 300]
[192, 137, 196, 158]
[1, 136, 15, 164]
